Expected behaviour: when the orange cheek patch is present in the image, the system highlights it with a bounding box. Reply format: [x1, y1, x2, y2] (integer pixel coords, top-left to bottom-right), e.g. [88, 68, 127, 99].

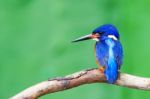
[91, 33, 100, 39]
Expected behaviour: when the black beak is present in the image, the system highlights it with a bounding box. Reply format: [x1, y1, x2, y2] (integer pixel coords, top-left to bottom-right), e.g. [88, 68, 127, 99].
[72, 33, 100, 42]
[72, 34, 92, 42]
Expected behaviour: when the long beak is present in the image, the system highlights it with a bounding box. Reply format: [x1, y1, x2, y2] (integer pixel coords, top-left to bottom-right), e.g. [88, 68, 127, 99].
[72, 34, 99, 42]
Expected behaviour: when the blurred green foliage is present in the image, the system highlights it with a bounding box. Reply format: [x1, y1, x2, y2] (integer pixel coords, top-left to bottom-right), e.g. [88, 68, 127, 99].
[0, 0, 150, 99]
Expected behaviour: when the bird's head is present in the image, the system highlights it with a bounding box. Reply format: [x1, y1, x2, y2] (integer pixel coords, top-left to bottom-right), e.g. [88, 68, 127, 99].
[72, 24, 120, 42]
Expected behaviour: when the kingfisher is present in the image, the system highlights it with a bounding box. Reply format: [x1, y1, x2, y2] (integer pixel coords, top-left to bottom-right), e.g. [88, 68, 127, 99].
[72, 24, 123, 84]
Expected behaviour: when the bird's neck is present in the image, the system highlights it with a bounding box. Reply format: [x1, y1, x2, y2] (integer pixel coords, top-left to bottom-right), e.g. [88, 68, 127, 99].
[99, 35, 118, 41]
[105, 38, 115, 48]
[96, 38, 116, 57]
[98, 36, 117, 45]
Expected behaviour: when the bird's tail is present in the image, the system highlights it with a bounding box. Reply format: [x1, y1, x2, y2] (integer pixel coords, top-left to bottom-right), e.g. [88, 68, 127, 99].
[104, 59, 118, 84]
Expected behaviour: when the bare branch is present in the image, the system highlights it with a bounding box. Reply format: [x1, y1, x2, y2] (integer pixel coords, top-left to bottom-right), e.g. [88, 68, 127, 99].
[10, 68, 150, 99]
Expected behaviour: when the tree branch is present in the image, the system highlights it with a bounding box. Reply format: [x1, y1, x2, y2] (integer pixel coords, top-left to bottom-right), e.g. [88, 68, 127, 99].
[10, 68, 150, 99]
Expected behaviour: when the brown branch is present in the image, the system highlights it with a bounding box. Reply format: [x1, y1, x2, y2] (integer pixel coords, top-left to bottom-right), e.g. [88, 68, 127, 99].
[10, 68, 150, 99]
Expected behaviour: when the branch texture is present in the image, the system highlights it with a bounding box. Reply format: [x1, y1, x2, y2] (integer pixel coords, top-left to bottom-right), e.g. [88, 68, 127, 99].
[11, 68, 150, 99]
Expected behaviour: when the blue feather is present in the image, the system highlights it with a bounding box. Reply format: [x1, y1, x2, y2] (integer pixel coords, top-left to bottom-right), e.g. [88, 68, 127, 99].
[73, 24, 123, 84]
[105, 56, 118, 84]
[95, 38, 123, 84]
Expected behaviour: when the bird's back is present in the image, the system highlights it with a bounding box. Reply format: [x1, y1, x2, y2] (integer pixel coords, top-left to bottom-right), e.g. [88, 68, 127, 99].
[95, 38, 123, 83]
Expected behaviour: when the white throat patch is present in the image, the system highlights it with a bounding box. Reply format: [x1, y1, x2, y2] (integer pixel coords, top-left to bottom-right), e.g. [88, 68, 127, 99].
[92, 38, 99, 41]
[108, 35, 118, 40]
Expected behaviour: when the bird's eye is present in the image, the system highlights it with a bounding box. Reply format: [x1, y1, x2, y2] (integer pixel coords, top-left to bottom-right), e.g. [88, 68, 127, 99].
[95, 33, 100, 36]
[92, 33, 100, 36]
[100, 31, 104, 34]
[93, 31, 104, 35]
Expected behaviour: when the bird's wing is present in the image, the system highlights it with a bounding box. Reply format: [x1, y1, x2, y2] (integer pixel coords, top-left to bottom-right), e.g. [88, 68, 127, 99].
[95, 42, 109, 67]
[113, 41, 123, 69]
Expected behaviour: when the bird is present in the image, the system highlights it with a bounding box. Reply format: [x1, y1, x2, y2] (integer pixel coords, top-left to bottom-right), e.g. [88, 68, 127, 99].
[72, 24, 123, 84]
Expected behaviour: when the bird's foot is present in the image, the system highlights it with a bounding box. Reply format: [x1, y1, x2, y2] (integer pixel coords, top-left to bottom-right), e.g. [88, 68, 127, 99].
[99, 67, 104, 73]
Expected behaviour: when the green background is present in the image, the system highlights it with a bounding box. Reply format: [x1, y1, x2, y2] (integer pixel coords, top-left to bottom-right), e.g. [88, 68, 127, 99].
[1, 0, 150, 99]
